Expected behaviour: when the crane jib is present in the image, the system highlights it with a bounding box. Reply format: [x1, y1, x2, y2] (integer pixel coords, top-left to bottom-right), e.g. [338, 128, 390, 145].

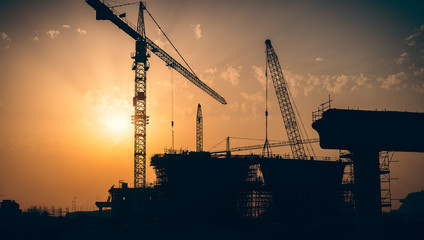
[85, 0, 227, 105]
[145, 38, 227, 105]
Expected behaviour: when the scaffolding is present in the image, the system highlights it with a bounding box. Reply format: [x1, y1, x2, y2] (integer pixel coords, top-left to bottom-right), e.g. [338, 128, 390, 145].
[339, 150, 355, 216]
[237, 164, 273, 218]
[338, 150, 395, 213]
[312, 96, 333, 122]
[148, 152, 350, 224]
[380, 151, 395, 212]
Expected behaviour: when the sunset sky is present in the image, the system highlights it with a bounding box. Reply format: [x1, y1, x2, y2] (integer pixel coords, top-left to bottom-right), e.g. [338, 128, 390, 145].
[0, 0, 423, 211]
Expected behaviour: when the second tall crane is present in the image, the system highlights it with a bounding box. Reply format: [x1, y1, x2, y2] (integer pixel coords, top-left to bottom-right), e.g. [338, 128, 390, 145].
[265, 39, 311, 160]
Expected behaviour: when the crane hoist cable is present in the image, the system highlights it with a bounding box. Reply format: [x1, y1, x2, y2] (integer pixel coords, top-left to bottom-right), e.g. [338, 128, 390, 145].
[287, 86, 316, 159]
[107, 0, 198, 77]
[109, 1, 139, 9]
[208, 137, 227, 152]
[144, 6, 198, 77]
[170, 67, 175, 150]
[262, 51, 271, 157]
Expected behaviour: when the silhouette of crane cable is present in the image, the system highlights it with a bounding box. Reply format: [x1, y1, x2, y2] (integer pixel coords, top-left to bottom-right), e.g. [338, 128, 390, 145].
[144, 6, 198, 77]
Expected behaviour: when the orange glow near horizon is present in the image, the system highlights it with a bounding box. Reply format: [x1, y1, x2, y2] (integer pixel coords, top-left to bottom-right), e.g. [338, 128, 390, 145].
[0, 0, 423, 212]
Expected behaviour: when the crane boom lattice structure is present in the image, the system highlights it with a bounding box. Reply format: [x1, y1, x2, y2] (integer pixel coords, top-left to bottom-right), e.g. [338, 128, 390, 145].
[211, 138, 318, 154]
[145, 39, 226, 105]
[196, 104, 203, 152]
[265, 39, 307, 160]
[86, 0, 226, 188]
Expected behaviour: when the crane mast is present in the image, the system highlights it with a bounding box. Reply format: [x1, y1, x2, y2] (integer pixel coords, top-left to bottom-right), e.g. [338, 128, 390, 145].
[133, 2, 148, 188]
[265, 39, 307, 160]
[86, 0, 226, 188]
[196, 104, 203, 152]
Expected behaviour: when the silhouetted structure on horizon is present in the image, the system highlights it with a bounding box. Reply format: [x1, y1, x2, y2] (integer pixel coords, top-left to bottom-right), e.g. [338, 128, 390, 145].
[312, 108, 424, 240]
[96, 151, 352, 229]
[0, 200, 21, 217]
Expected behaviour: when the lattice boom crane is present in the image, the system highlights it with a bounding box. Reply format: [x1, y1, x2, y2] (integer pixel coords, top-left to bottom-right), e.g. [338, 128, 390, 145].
[86, 0, 226, 188]
[265, 39, 307, 160]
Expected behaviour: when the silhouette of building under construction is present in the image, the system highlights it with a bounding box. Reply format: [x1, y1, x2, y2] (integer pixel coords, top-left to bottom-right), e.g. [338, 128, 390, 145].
[98, 151, 353, 226]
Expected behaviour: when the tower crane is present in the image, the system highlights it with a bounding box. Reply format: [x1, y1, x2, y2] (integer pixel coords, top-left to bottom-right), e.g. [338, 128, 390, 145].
[265, 39, 311, 160]
[196, 104, 203, 152]
[86, 0, 226, 188]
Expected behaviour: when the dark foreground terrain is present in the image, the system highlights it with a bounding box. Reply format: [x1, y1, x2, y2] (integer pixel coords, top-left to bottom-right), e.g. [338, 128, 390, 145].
[1, 210, 423, 240]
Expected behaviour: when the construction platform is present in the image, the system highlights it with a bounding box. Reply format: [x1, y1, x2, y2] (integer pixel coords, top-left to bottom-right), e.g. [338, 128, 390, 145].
[312, 108, 424, 152]
[99, 151, 352, 227]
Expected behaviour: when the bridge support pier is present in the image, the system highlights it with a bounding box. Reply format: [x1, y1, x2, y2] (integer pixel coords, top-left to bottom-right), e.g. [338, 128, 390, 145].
[352, 149, 381, 240]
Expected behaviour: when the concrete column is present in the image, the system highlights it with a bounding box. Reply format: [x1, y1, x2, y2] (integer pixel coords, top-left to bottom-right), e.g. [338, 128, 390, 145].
[352, 149, 381, 240]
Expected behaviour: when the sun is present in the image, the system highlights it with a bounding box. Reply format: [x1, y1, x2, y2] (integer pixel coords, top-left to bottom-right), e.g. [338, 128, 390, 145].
[99, 115, 131, 134]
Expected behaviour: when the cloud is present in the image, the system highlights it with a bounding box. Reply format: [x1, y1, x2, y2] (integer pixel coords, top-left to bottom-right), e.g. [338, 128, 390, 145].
[240, 91, 264, 120]
[0, 32, 11, 50]
[281, 71, 375, 96]
[221, 65, 242, 86]
[76, 28, 87, 35]
[191, 24, 202, 40]
[405, 34, 415, 41]
[62, 24, 70, 29]
[411, 82, 424, 94]
[404, 25, 424, 47]
[407, 41, 416, 47]
[1, 32, 8, 40]
[404, 31, 421, 41]
[228, 102, 240, 112]
[283, 71, 306, 96]
[151, 37, 167, 49]
[252, 65, 266, 89]
[46, 30, 60, 39]
[413, 67, 424, 76]
[284, 72, 371, 96]
[350, 73, 372, 91]
[378, 72, 407, 90]
[314, 57, 323, 62]
[33, 36, 39, 41]
[396, 51, 408, 65]
[399, 52, 408, 57]
[325, 74, 350, 93]
[241, 91, 264, 103]
[319, 73, 372, 94]
[204, 67, 217, 74]
[199, 73, 214, 87]
[85, 89, 130, 113]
